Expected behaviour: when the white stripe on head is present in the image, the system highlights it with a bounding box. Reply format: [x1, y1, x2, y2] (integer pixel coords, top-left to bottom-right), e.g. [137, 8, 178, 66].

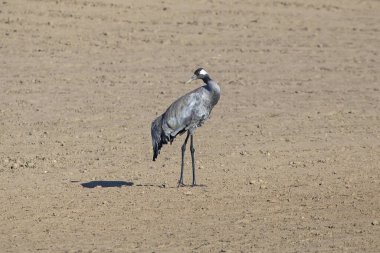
[199, 69, 208, 75]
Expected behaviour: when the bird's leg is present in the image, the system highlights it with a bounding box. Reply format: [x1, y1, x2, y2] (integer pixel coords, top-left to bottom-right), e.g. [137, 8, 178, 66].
[178, 131, 190, 187]
[190, 134, 196, 186]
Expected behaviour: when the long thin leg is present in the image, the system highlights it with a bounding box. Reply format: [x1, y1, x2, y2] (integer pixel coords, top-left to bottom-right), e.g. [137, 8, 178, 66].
[190, 134, 196, 186]
[178, 131, 190, 187]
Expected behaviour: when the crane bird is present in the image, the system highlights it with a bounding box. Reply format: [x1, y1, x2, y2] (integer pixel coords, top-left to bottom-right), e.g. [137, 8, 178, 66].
[151, 68, 221, 186]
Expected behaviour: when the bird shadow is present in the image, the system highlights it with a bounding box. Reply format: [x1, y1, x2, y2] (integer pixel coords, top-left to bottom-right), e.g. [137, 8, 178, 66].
[78, 180, 207, 189]
[80, 180, 134, 188]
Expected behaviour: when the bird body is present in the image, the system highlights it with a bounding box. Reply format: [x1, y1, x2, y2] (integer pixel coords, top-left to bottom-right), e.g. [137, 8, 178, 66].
[151, 68, 220, 186]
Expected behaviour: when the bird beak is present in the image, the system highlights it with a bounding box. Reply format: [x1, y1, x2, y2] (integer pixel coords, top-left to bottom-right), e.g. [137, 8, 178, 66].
[185, 74, 197, 84]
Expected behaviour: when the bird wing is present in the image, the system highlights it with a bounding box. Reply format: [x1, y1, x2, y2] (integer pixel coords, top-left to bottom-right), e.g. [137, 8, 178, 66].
[162, 87, 209, 138]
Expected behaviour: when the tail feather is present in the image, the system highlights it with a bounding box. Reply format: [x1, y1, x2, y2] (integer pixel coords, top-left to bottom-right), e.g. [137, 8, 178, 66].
[151, 115, 169, 161]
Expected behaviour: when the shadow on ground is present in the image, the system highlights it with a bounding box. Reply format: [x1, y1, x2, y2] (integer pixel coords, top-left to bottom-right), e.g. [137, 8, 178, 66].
[81, 181, 134, 188]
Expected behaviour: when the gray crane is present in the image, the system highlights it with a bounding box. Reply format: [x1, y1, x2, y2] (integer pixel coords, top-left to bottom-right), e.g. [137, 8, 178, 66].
[151, 68, 221, 186]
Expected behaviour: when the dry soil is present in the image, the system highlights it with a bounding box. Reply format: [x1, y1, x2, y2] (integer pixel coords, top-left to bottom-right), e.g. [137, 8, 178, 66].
[0, 0, 379, 252]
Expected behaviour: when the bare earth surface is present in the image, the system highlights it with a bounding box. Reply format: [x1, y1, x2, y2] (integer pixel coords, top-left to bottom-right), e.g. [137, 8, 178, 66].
[1, 0, 379, 252]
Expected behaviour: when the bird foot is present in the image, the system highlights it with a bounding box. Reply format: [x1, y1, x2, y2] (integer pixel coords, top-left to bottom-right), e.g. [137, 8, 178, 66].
[177, 181, 185, 187]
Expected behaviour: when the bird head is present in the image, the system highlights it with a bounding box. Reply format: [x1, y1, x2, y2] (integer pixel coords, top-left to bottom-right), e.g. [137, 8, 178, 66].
[185, 68, 209, 84]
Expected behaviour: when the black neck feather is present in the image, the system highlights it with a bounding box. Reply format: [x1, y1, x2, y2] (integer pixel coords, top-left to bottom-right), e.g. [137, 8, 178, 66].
[202, 75, 211, 84]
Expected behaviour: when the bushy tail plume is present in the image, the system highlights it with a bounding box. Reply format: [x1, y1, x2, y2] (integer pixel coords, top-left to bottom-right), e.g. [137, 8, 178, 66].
[151, 115, 168, 161]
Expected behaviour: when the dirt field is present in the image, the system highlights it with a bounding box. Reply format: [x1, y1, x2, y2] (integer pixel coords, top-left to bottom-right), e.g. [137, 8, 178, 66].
[1, 0, 379, 252]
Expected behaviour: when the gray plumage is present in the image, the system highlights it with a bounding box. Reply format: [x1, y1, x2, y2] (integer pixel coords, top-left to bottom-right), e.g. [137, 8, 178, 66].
[151, 68, 220, 186]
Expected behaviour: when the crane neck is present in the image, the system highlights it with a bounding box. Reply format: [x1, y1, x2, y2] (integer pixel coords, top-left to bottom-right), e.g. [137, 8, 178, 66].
[201, 75, 211, 83]
[204, 77, 220, 106]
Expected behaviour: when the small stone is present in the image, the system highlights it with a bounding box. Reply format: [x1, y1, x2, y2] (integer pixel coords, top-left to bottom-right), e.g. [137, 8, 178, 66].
[371, 220, 379, 226]
[26, 162, 35, 168]
[11, 163, 19, 169]
[184, 191, 192, 196]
